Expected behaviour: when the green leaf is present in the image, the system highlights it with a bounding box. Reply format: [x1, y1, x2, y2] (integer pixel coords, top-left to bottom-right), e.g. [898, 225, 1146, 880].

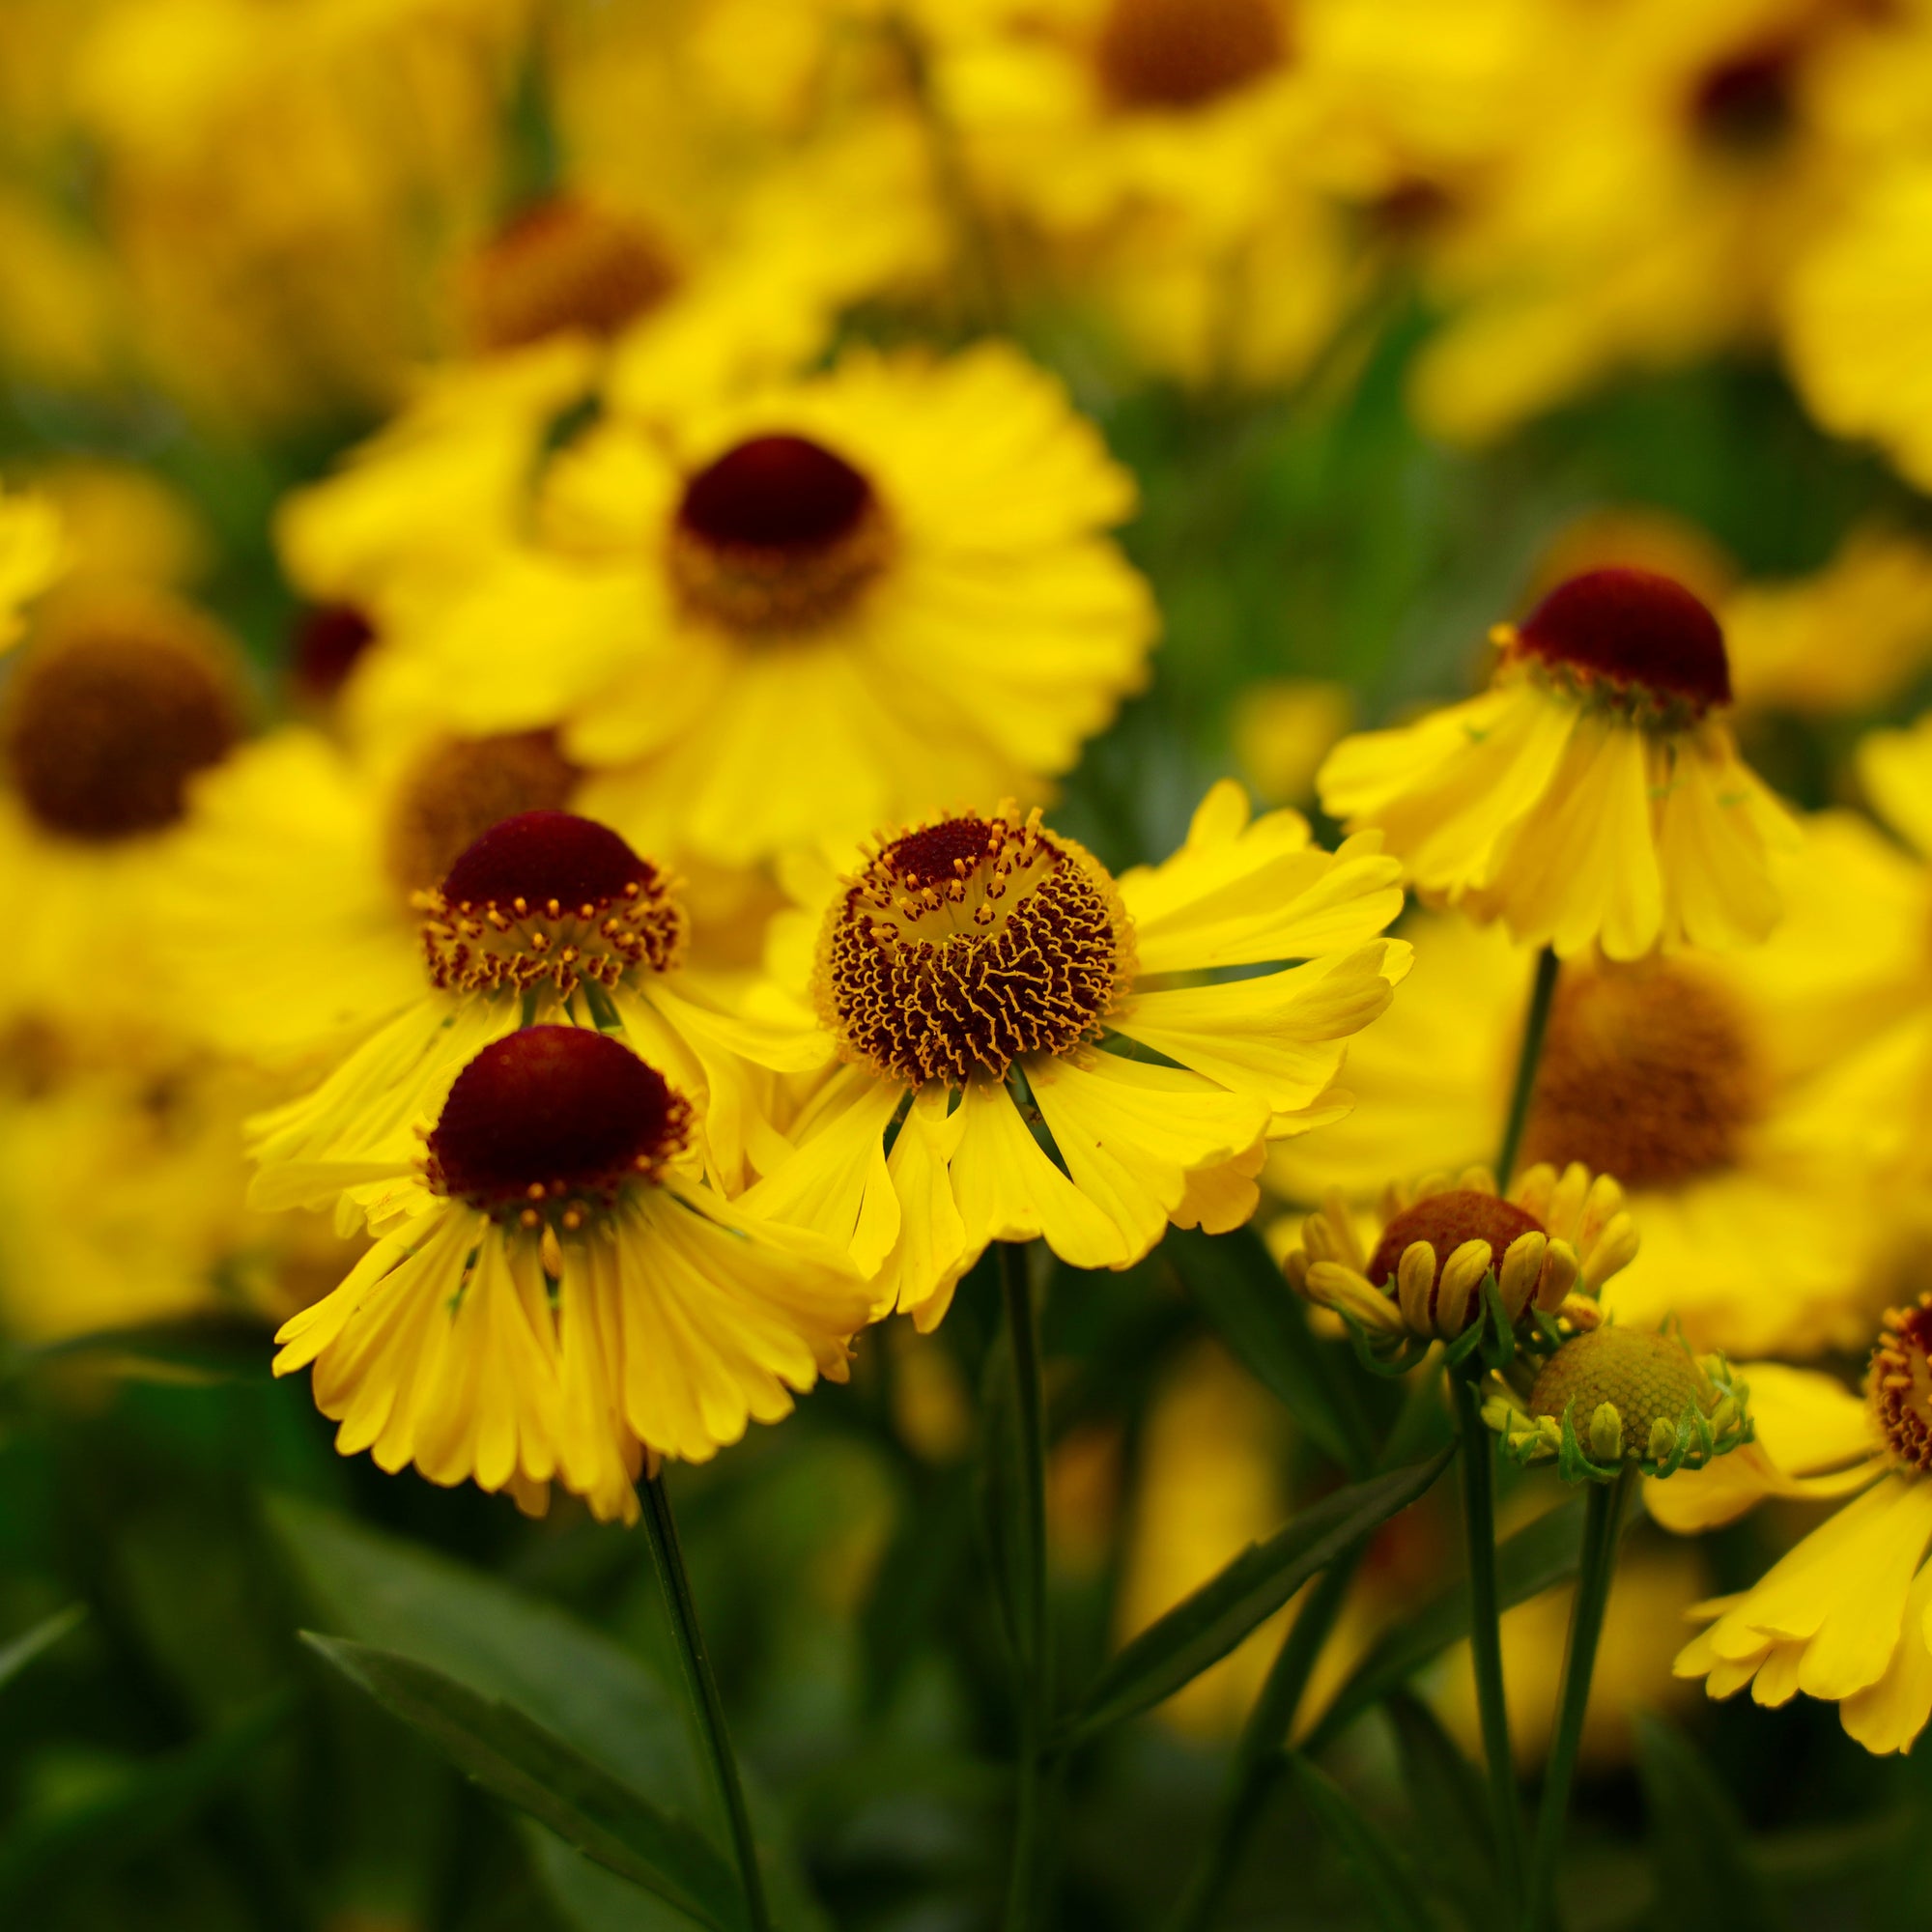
[1306, 1495, 1597, 1751]
[1634, 1715, 1786, 1932]
[0, 1694, 290, 1911]
[1288, 1755, 1442, 1932]
[1063, 1448, 1451, 1745]
[1167, 1226, 1373, 1474]
[0, 1604, 84, 1694]
[1385, 1690, 1496, 1928]
[304, 1634, 745, 1932]
[264, 1492, 699, 1804]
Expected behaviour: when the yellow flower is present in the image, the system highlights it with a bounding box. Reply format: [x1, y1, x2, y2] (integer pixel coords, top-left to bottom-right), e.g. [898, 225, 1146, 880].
[0, 486, 66, 650]
[1230, 678, 1354, 808]
[746, 781, 1409, 1327]
[272, 1026, 870, 1522]
[1722, 527, 1932, 718]
[0, 582, 247, 1036]
[1655, 1300, 1932, 1755]
[201, 800, 827, 1227]
[1319, 567, 1798, 959]
[1284, 1162, 1634, 1353]
[359, 342, 1156, 868]
[1270, 805, 1922, 1358]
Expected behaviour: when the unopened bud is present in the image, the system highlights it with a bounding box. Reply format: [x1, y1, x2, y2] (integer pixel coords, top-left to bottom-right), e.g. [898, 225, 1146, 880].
[1497, 1231, 1548, 1321]
[1396, 1241, 1436, 1335]
[1587, 1402, 1623, 1463]
[1435, 1239, 1493, 1337]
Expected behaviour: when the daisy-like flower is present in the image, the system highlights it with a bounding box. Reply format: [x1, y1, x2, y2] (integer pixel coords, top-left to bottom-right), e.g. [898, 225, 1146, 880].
[1270, 801, 1917, 1358]
[241, 808, 829, 1228]
[1655, 1297, 1932, 1754]
[362, 342, 1156, 868]
[1319, 566, 1798, 959]
[271, 1025, 871, 1523]
[1284, 1162, 1635, 1361]
[0, 582, 246, 1033]
[746, 781, 1409, 1328]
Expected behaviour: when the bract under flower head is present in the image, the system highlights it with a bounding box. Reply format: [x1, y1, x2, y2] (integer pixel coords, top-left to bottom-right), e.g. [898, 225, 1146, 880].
[814, 806, 1132, 1088]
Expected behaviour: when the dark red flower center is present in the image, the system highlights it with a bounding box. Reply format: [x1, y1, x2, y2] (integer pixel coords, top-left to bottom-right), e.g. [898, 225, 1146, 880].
[427, 1027, 689, 1210]
[1095, 0, 1286, 110]
[1515, 567, 1732, 712]
[440, 810, 655, 912]
[290, 603, 377, 700]
[678, 436, 874, 553]
[1692, 44, 1798, 154]
[4, 617, 241, 840]
[1365, 1191, 1544, 1292]
[882, 815, 1001, 889]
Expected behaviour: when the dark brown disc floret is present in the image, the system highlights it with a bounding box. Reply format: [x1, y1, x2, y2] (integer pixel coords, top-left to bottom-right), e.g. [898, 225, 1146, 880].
[1513, 567, 1732, 717]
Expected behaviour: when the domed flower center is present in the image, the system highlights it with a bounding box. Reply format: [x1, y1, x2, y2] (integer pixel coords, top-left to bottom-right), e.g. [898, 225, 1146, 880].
[1692, 44, 1798, 155]
[1528, 1326, 1706, 1454]
[1519, 960, 1763, 1190]
[1365, 1190, 1544, 1295]
[1095, 0, 1286, 110]
[290, 602, 377, 702]
[668, 434, 891, 632]
[417, 810, 686, 999]
[463, 195, 680, 352]
[1870, 1298, 1932, 1471]
[385, 730, 582, 895]
[427, 1025, 691, 1217]
[3, 612, 241, 840]
[815, 808, 1131, 1088]
[1504, 567, 1732, 722]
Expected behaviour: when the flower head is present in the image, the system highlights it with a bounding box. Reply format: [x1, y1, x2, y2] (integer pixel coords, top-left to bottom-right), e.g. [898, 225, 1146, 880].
[1285, 1162, 1634, 1369]
[271, 1027, 869, 1522]
[1318, 567, 1798, 959]
[750, 781, 1408, 1328]
[1656, 1296, 1932, 1754]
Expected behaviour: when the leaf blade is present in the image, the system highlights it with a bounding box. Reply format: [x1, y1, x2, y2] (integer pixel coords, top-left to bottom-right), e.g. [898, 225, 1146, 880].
[0, 1604, 84, 1694]
[304, 1633, 744, 1932]
[1065, 1447, 1451, 1744]
[1634, 1714, 1787, 1932]
[1288, 1755, 1441, 1932]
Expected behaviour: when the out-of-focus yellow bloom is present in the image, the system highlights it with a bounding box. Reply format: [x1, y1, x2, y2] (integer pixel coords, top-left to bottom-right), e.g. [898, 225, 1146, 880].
[361, 343, 1155, 869]
[1524, 506, 1737, 616]
[1409, 0, 1907, 443]
[69, 0, 528, 425]
[1435, 1526, 1707, 1769]
[1656, 1308, 1932, 1756]
[1231, 679, 1354, 808]
[1724, 528, 1932, 718]
[0, 489, 67, 650]
[31, 461, 210, 592]
[271, 1025, 870, 1521]
[1271, 805, 1922, 1358]
[1320, 567, 1797, 959]
[749, 783, 1408, 1328]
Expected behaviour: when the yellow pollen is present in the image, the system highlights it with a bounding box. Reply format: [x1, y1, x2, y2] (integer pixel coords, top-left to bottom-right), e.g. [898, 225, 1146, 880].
[1519, 959, 1764, 1190]
[1871, 1297, 1932, 1472]
[814, 807, 1133, 1088]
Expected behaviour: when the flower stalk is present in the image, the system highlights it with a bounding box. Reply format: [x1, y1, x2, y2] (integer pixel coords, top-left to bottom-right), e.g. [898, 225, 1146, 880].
[641, 1472, 773, 1932]
[1522, 1463, 1635, 1932]
[1496, 945, 1560, 1187]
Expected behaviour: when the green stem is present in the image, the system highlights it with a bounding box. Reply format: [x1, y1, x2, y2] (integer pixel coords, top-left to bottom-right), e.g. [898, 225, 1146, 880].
[1001, 1240, 1051, 1930]
[1165, 1552, 1362, 1932]
[641, 1473, 771, 1932]
[1522, 1466, 1634, 1932]
[1494, 947, 1560, 1187]
[1455, 1374, 1525, 1918]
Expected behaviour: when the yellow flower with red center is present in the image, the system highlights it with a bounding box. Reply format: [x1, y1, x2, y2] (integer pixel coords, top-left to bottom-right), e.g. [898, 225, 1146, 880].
[351, 343, 1156, 870]
[1320, 567, 1798, 960]
[271, 1025, 870, 1522]
[747, 781, 1408, 1327]
[1655, 1297, 1932, 1755]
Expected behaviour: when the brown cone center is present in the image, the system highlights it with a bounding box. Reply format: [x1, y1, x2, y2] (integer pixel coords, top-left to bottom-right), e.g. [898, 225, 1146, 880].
[1365, 1190, 1544, 1291]
[427, 1026, 689, 1211]
[384, 731, 581, 895]
[1519, 961, 1763, 1191]
[463, 195, 680, 352]
[4, 618, 241, 839]
[1514, 567, 1731, 714]
[1095, 0, 1287, 110]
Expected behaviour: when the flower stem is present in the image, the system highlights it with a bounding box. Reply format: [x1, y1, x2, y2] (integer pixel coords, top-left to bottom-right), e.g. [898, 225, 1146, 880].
[1001, 1240, 1052, 1930]
[1522, 1465, 1634, 1932]
[1495, 946, 1560, 1187]
[641, 1472, 771, 1932]
[1164, 1551, 1362, 1932]
[1454, 1372, 1525, 1918]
